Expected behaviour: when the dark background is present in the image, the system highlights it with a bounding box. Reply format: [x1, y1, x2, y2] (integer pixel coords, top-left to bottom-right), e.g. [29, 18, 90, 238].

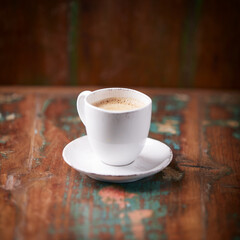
[0, 0, 240, 88]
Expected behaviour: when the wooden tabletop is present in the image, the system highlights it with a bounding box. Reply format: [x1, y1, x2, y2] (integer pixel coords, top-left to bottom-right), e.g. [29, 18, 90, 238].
[0, 87, 239, 240]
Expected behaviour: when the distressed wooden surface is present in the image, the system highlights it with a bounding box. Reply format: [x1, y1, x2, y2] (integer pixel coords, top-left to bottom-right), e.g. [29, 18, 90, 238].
[0, 87, 239, 240]
[0, 0, 240, 89]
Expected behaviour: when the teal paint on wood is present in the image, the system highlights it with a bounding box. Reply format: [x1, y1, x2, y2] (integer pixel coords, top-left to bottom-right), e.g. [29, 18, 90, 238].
[49, 173, 171, 239]
[0, 151, 9, 159]
[48, 225, 55, 235]
[67, 176, 91, 239]
[33, 157, 41, 167]
[0, 112, 21, 122]
[62, 172, 71, 207]
[0, 136, 9, 144]
[200, 97, 234, 183]
[204, 95, 240, 140]
[152, 94, 189, 113]
[152, 98, 158, 113]
[150, 94, 189, 151]
[150, 122, 157, 133]
[39, 99, 53, 154]
[164, 138, 180, 150]
[73, 177, 84, 200]
[42, 98, 53, 113]
[0, 97, 22, 161]
[148, 232, 167, 240]
[233, 132, 240, 140]
[203, 119, 239, 128]
[61, 179, 170, 239]
[60, 98, 85, 139]
[70, 203, 90, 239]
[165, 96, 189, 111]
[62, 124, 71, 132]
[68, 0, 79, 86]
[160, 191, 169, 196]
[61, 116, 80, 124]
[179, 0, 203, 87]
[203, 119, 240, 140]
[0, 150, 14, 159]
[0, 94, 23, 104]
[150, 116, 181, 136]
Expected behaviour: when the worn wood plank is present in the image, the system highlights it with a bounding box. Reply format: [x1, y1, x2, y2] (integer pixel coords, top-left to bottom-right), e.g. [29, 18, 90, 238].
[0, 92, 36, 239]
[0, 87, 239, 240]
[0, 0, 69, 85]
[162, 92, 203, 240]
[201, 94, 240, 239]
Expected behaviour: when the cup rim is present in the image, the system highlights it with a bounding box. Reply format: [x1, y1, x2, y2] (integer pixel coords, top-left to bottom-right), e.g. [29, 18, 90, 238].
[85, 87, 152, 114]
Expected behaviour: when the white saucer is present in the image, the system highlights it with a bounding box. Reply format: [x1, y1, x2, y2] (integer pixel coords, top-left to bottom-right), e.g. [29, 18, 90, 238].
[62, 136, 173, 183]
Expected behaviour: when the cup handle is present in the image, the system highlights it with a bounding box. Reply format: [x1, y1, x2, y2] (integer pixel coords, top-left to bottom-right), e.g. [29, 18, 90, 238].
[77, 91, 91, 126]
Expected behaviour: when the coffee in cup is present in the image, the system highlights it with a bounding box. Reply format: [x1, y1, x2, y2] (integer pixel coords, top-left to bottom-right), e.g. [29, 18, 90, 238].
[92, 97, 145, 111]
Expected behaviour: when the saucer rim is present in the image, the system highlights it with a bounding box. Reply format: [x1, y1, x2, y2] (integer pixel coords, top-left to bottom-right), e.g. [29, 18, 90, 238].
[62, 136, 173, 177]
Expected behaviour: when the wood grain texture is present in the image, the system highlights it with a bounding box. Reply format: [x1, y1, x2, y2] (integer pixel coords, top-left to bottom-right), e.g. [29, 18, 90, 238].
[0, 1, 240, 89]
[0, 0, 68, 85]
[0, 87, 239, 240]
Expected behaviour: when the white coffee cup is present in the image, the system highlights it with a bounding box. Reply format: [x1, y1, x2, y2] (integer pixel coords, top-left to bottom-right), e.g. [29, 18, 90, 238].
[77, 88, 152, 166]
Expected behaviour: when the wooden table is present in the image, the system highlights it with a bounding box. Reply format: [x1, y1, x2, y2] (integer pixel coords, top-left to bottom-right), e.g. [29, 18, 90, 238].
[0, 87, 239, 240]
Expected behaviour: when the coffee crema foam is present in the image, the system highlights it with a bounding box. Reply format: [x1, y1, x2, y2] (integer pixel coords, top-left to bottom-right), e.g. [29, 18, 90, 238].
[92, 97, 145, 111]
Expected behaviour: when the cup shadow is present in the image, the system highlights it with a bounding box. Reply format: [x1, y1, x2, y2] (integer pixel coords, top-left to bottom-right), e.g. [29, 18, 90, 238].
[90, 159, 184, 194]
